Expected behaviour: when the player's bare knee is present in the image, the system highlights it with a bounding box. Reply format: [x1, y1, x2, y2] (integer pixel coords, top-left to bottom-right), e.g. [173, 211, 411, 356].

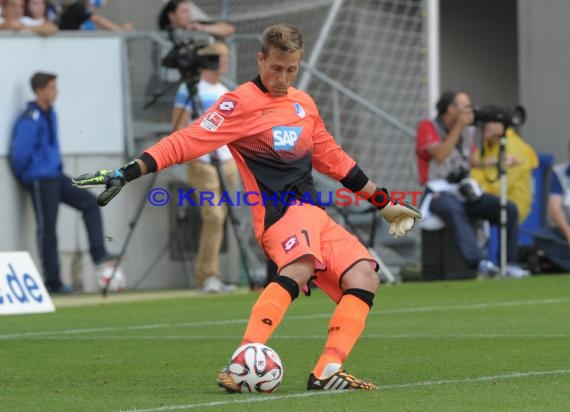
[341, 261, 379, 292]
[278, 256, 314, 284]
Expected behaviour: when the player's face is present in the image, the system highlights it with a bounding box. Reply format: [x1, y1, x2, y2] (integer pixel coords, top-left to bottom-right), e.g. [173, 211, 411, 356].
[257, 47, 301, 97]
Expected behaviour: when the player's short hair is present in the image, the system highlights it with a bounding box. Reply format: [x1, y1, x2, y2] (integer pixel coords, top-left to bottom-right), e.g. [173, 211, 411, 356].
[30, 72, 57, 92]
[260, 23, 304, 57]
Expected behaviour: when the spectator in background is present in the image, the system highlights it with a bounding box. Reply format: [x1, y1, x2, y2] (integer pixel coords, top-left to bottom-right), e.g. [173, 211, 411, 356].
[535, 141, 570, 272]
[157, 0, 235, 38]
[0, 0, 57, 35]
[171, 41, 238, 293]
[0, 0, 24, 30]
[59, 0, 133, 31]
[416, 90, 530, 278]
[44, 0, 60, 23]
[9, 72, 119, 294]
[21, 0, 59, 34]
[471, 119, 538, 222]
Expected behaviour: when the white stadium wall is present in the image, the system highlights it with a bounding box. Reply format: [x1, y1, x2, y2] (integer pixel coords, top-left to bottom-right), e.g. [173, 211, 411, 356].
[0, 35, 125, 155]
[0, 33, 240, 292]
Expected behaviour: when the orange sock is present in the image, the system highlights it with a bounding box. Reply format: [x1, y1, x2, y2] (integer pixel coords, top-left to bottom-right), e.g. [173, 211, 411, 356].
[241, 282, 292, 345]
[313, 294, 370, 378]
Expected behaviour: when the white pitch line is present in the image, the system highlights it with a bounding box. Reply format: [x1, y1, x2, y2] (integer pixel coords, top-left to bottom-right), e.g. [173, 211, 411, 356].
[25, 333, 570, 341]
[376, 297, 570, 314]
[380, 369, 570, 389]
[120, 369, 570, 412]
[1, 297, 569, 340]
[120, 391, 346, 412]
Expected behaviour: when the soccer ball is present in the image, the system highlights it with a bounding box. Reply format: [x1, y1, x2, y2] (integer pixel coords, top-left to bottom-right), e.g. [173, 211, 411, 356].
[97, 263, 126, 293]
[227, 343, 283, 393]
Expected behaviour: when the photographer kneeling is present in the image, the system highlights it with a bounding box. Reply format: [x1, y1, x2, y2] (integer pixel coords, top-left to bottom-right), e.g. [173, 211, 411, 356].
[416, 90, 529, 278]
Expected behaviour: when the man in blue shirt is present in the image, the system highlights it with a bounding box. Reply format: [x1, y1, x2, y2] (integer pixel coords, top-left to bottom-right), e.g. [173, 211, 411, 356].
[536, 141, 570, 272]
[10, 72, 117, 293]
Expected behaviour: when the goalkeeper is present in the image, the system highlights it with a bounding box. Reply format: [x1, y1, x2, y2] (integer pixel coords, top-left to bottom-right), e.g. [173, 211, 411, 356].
[73, 23, 421, 391]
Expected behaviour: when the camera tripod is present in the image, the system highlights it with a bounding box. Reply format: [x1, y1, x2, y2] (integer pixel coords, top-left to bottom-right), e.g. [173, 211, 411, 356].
[102, 72, 259, 296]
[498, 133, 508, 276]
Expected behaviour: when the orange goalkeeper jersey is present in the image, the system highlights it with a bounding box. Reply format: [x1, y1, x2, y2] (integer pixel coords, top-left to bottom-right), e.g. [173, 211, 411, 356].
[145, 77, 357, 240]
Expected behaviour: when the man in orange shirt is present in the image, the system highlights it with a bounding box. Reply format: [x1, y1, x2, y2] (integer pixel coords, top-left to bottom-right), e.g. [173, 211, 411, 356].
[73, 24, 421, 391]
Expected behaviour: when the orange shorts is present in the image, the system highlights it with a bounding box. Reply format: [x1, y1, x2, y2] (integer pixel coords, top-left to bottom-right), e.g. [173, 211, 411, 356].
[261, 203, 378, 302]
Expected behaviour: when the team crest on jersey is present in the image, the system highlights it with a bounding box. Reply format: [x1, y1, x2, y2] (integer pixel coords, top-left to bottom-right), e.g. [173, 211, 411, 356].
[200, 111, 224, 131]
[293, 103, 305, 118]
[26, 109, 40, 121]
[218, 98, 237, 114]
[281, 235, 299, 253]
[272, 126, 302, 150]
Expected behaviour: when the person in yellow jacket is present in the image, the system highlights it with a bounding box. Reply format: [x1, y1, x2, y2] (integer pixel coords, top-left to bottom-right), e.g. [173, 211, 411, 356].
[471, 121, 538, 222]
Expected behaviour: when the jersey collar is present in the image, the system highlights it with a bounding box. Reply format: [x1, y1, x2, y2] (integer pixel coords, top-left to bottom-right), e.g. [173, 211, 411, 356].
[252, 75, 269, 93]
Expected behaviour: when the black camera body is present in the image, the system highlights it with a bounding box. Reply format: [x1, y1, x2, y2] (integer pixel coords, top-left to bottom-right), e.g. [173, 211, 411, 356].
[446, 166, 470, 184]
[162, 29, 219, 77]
[446, 167, 482, 202]
[472, 104, 526, 127]
[458, 178, 483, 203]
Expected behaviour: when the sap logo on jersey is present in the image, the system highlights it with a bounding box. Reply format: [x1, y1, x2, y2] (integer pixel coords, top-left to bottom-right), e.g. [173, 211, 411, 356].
[272, 126, 302, 150]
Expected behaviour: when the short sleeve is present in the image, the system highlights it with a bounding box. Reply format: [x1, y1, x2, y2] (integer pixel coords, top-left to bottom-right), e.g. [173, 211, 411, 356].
[416, 119, 440, 159]
[174, 83, 192, 111]
[551, 172, 563, 195]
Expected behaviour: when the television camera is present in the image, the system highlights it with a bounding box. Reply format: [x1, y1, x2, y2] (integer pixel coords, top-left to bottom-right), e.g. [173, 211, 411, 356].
[472, 104, 526, 127]
[162, 28, 220, 78]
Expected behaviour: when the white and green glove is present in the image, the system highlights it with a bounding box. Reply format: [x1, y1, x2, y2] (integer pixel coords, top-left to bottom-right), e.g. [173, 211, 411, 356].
[72, 168, 127, 206]
[72, 160, 144, 206]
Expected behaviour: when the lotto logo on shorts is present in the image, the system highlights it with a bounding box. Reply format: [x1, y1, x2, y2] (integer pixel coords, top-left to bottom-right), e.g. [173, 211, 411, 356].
[281, 235, 299, 253]
[273, 126, 302, 150]
[200, 112, 225, 131]
[218, 98, 237, 114]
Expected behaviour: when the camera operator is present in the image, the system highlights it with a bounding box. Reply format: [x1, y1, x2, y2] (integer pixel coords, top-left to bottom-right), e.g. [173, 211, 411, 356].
[154, 0, 234, 84]
[171, 41, 238, 293]
[416, 90, 529, 278]
[471, 119, 538, 223]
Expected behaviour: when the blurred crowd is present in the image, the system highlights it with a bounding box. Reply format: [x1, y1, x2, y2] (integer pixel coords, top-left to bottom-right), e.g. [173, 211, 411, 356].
[0, 0, 133, 35]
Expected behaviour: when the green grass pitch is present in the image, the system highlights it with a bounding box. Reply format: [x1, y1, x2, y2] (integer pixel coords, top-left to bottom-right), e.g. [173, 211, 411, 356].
[1, 275, 569, 411]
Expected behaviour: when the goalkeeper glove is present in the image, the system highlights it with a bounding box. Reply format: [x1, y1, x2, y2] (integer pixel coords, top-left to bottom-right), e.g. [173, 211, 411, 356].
[369, 188, 421, 239]
[72, 168, 126, 206]
[380, 200, 422, 239]
[73, 160, 143, 206]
